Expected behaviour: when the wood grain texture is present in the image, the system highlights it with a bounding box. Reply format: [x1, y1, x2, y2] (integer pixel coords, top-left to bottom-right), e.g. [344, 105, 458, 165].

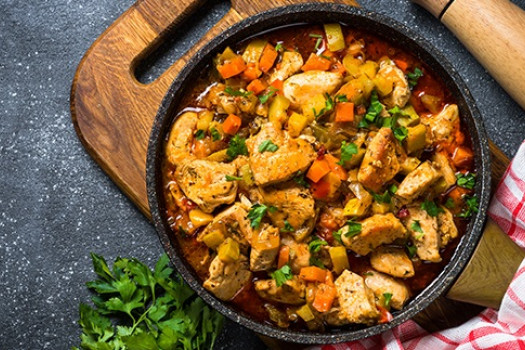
[410, 0, 451, 18]
[440, 0, 525, 110]
[70, 0, 521, 340]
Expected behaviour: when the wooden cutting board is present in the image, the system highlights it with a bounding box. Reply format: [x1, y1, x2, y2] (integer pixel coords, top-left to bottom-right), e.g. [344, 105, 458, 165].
[70, 0, 511, 345]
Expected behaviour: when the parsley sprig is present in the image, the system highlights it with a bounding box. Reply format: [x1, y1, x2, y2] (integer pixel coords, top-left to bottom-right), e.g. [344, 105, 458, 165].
[225, 86, 252, 97]
[344, 220, 362, 238]
[270, 264, 293, 287]
[247, 203, 277, 229]
[226, 134, 248, 160]
[421, 200, 444, 217]
[456, 172, 476, 190]
[258, 139, 279, 153]
[457, 195, 479, 218]
[308, 236, 328, 253]
[407, 67, 423, 88]
[337, 141, 358, 166]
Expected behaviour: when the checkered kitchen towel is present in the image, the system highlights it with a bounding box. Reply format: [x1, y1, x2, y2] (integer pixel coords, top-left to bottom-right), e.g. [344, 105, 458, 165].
[312, 141, 525, 350]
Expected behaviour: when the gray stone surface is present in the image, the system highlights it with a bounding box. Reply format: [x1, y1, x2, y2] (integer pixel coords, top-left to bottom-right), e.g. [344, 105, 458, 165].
[1, 0, 524, 349]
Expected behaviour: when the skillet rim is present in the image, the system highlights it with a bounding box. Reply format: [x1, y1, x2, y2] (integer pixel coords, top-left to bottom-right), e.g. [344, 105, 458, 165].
[146, 3, 491, 344]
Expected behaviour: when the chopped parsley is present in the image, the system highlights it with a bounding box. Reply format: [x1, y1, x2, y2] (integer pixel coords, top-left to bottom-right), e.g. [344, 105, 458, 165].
[373, 190, 392, 204]
[270, 264, 293, 287]
[361, 90, 383, 127]
[226, 134, 248, 160]
[258, 139, 279, 153]
[225, 175, 242, 181]
[344, 220, 362, 238]
[293, 171, 310, 188]
[225, 86, 252, 97]
[309, 257, 325, 269]
[247, 204, 276, 229]
[389, 184, 398, 194]
[406, 243, 417, 259]
[195, 129, 205, 140]
[313, 93, 335, 119]
[281, 220, 294, 233]
[457, 195, 480, 218]
[210, 127, 221, 141]
[337, 141, 358, 166]
[411, 220, 423, 233]
[333, 229, 343, 244]
[275, 41, 283, 52]
[421, 200, 444, 217]
[456, 172, 476, 190]
[445, 197, 455, 209]
[407, 67, 423, 88]
[258, 87, 278, 104]
[308, 236, 328, 253]
[335, 94, 348, 103]
[393, 126, 408, 142]
[383, 292, 393, 308]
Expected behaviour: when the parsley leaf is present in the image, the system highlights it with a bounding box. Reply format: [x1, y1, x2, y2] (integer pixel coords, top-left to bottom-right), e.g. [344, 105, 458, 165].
[308, 236, 328, 253]
[406, 243, 417, 259]
[225, 175, 242, 181]
[456, 172, 476, 190]
[457, 195, 480, 218]
[195, 129, 205, 140]
[259, 87, 278, 104]
[293, 171, 310, 188]
[407, 67, 423, 88]
[275, 41, 283, 52]
[389, 184, 398, 194]
[281, 220, 295, 233]
[210, 127, 221, 141]
[421, 200, 444, 217]
[247, 203, 271, 229]
[383, 292, 393, 308]
[270, 264, 293, 287]
[364, 90, 383, 124]
[226, 134, 248, 160]
[344, 220, 362, 238]
[258, 139, 279, 153]
[445, 197, 455, 209]
[411, 220, 423, 233]
[337, 141, 358, 165]
[373, 190, 392, 204]
[333, 229, 343, 244]
[225, 86, 252, 97]
[310, 257, 325, 269]
[313, 93, 335, 119]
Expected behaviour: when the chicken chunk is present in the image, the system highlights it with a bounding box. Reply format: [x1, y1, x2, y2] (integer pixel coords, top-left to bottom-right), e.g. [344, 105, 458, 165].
[198, 203, 253, 251]
[364, 271, 411, 310]
[165, 112, 198, 166]
[358, 128, 400, 192]
[438, 207, 458, 247]
[370, 246, 415, 278]
[332, 270, 379, 325]
[270, 51, 304, 83]
[432, 152, 456, 192]
[405, 206, 441, 262]
[396, 161, 441, 201]
[283, 71, 343, 106]
[250, 224, 280, 271]
[252, 183, 316, 242]
[176, 159, 237, 213]
[203, 254, 252, 300]
[377, 60, 411, 108]
[342, 213, 407, 256]
[281, 235, 311, 274]
[422, 104, 459, 144]
[246, 122, 316, 186]
[254, 277, 306, 305]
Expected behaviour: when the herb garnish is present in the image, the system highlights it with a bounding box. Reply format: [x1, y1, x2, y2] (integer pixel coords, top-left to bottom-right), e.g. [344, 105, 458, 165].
[195, 129, 205, 140]
[275, 42, 283, 52]
[383, 292, 393, 308]
[225, 86, 252, 97]
[313, 93, 335, 119]
[225, 175, 242, 181]
[309, 257, 325, 269]
[444, 197, 455, 209]
[308, 236, 328, 253]
[333, 229, 343, 244]
[259, 87, 278, 104]
[270, 264, 293, 287]
[293, 171, 310, 188]
[406, 243, 417, 259]
[344, 220, 362, 238]
[210, 127, 221, 141]
[226, 134, 248, 160]
[411, 220, 423, 234]
[281, 220, 295, 233]
[247, 203, 275, 229]
[309, 33, 323, 52]
[457, 195, 479, 218]
[407, 67, 423, 88]
[337, 141, 358, 165]
[421, 200, 444, 217]
[335, 94, 348, 103]
[373, 190, 392, 204]
[258, 139, 279, 153]
[393, 126, 408, 142]
[456, 172, 476, 190]
[360, 90, 383, 127]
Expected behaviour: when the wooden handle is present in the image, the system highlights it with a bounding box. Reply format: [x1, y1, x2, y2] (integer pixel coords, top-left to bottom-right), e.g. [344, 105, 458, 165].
[412, 0, 525, 110]
[447, 218, 525, 309]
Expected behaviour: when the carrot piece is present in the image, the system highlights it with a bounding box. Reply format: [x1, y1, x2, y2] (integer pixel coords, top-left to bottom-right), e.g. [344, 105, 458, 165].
[222, 114, 242, 135]
[335, 102, 355, 122]
[324, 154, 348, 181]
[241, 63, 261, 81]
[302, 53, 332, 71]
[300, 266, 327, 282]
[277, 246, 290, 269]
[270, 79, 283, 95]
[377, 305, 394, 323]
[246, 79, 267, 95]
[312, 284, 337, 312]
[217, 56, 247, 79]
[310, 176, 331, 200]
[393, 59, 409, 72]
[306, 159, 331, 183]
[259, 44, 278, 73]
[337, 83, 357, 101]
[452, 146, 474, 169]
[325, 271, 334, 286]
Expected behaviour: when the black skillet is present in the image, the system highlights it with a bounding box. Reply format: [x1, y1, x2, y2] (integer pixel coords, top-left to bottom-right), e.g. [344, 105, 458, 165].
[146, 3, 491, 344]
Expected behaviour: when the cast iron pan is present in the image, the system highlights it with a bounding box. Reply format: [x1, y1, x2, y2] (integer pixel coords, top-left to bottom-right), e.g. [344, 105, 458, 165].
[146, 3, 491, 344]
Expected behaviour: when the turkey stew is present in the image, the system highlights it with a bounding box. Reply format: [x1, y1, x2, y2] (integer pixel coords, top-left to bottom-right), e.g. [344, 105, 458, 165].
[161, 24, 478, 331]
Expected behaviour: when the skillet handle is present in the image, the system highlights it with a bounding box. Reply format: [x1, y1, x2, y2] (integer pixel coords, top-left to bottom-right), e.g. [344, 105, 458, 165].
[412, 0, 525, 110]
[447, 218, 525, 309]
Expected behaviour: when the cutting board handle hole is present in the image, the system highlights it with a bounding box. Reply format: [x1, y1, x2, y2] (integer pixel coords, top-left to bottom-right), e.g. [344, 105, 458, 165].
[134, 0, 230, 84]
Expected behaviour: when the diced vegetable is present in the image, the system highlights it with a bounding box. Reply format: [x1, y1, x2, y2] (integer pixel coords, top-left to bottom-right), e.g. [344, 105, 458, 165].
[312, 284, 337, 312]
[395, 105, 420, 127]
[240, 164, 254, 186]
[335, 102, 355, 122]
[247, 78, 267, 95]
[268, 95, 291, 125]
[252, 229, 280, 251]
[242, 39, 267, 63]
[218, 237, 240, 263]
[217, 56, 247, 79]
[452, 146, 474, 168]
[222, 114, 242, 135]
[373, 75, 393, 96]
[189, 209, 214, 228]
[324, 23, 345, 52]
[344, 198, 367, 217]
[359, 60, 379, 79]
[324, 154, 348, 181]
[311, 172, 341, 200]
[302, 94, 328, 121]
[287, 112, 309, 137]
[329, 246, 349, 274]
[242, 63, 262, 81]
[405, 124, 427, 154]
[201, 229, 225, 249]
[306, 159, 331, 183]
[197, 110, 214, 131]
[206, 149, 229, 162]
[420, 93, 442, 113]
[393, 58, 409, 72]
[259, 44, 278, 73]
[371, 201, 390, 214]
[296, 304, 315, 322]
[338, 79, 366, 104]
[300, 266, 327, 282]
[400, 157, 421, 174]
[218, 46, 237, 62]
[302, 53, 332, 71]
[342, 55, 362, 77]
[277, 245, 290, 269]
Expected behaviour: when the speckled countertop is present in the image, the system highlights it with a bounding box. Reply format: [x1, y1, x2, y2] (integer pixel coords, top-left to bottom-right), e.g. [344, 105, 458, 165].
[1, 0, 524, 348]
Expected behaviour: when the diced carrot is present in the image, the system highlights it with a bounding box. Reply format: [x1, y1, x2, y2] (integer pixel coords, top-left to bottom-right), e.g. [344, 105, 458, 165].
[312, 284, 337, 312]
[217, 56, 247, 79]
[324, 154, 348, 181]
[277, 246, 290, 269]
[247, 79, 267, 95]
[310, 176, 331, 200]
[259, 44, 278, 73]
[241, 63, 261, 81]
[393, 59, 409, 72]
[270, 79, 283, 95]
[306, 159, 331, 183]
[300, 266, 327, 282]
[335, 102, 355, 122]
[324, 271, 334, 286]
[331, 61, 346, 75]
[222, 114, 242, 135]
[452, 146, 474, 169]
[301, 53, 332, 71]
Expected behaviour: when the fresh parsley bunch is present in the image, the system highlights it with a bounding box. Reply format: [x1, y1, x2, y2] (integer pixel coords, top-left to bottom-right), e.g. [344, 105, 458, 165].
[73, 253, 224, 350]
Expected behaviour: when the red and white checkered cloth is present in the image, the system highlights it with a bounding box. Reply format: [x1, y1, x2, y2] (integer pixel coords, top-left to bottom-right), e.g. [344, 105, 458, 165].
[311, 141, 525, 350]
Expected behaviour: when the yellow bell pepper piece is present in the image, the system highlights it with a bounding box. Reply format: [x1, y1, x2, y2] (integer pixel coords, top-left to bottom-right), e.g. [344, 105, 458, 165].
[268, 95, 290, 125]
[197, 110, 214, 131]
[201, 230, 225, 249]
[287, 112, 309, 137]
[296, 304, 315, 322]
[206, 149, 229, 162]
[242, 39, 267, 64]
[324, 23, 345, 52]
[189, 209, 213, 228]
[302, 93, 327, 121]
[329, 246, 350, 274]
[240, 164, 254, 186]
[371, 201, 391, 215]
[373, 75, 393, 96]
[342, 55, 362, 78]
[359, 60, 379, 79]
[218, 238, 240, 263]
[405, 124, 427, 154]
